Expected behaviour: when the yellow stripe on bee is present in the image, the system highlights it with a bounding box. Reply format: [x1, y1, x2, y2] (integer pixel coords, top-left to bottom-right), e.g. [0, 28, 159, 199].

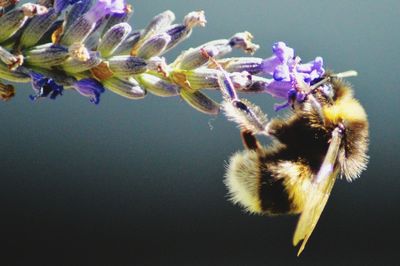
[323, 97, 367, 125]
[270, 161, 311, 213]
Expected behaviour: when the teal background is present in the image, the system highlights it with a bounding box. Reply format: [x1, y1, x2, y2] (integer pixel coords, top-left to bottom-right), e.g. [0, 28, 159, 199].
[0, 0, 399, 265]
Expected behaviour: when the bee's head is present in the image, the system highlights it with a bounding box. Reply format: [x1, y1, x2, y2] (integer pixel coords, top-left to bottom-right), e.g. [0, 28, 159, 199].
[308, 70, 357, 104]
[310, 71, 369, 181]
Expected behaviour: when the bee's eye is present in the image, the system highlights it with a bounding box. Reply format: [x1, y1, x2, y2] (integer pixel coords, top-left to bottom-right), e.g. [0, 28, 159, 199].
[321, 83, 334, 99]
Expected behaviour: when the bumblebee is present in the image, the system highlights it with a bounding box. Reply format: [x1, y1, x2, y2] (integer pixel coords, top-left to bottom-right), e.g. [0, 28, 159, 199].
[221, 71, 369, 255]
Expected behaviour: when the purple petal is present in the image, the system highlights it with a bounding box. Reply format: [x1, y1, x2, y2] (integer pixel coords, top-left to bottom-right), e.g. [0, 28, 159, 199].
[261, 56, 281, 75]
[259, 42, 327, 112]
[85, 0, 126, 23]
[29, 71, 63, 101]
[274, 88, 297, 111]
[73, 78, 105, 104]
[264, 80, 293, 99]
[261, 42, 295, 75]
[95, 0, 125, 15]
[272, 42, 294, 63]
[273, 64, 290, 81]
[296, 56, 324, 76]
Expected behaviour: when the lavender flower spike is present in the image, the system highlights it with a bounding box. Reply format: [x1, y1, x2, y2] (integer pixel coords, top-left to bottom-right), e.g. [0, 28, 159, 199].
[0, 0, 331, 116]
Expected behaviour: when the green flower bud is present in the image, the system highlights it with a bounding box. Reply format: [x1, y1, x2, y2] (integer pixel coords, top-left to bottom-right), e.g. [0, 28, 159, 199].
[98, 23, 132, 58]
[0, 46, 23, 70]
[137, 73, 180, 97]
[102, 77, 146, 99]
[0, 62, 30, 82]
[171, 68, 219, 92]
[164, 10, 206, 52]
[19, 8, 58, 48]
[114, 31, 141, 55]
[142, 10, 175, 39]
[108, 55, 147, 78]
[180, 89, 219, 115]
[136, 33, 171, 59]
[0, 8, 28, 43]
[62, 52, 102, 73]
[24, 43, 69, 67]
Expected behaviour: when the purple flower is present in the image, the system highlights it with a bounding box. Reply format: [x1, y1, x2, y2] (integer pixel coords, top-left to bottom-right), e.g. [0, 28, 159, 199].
[257, 42, 325, 111]
[261, 42, 325, 84]
[296, 56, 325, 83]
[272, 41, 295, 63]
[273, 64, 290, 81]
[261, 42, 294, 75]
[54, 0, 81, 14]
[29, 71, 63, 101]
[85, 0, 126, 23]
[73, 78, 105, 104]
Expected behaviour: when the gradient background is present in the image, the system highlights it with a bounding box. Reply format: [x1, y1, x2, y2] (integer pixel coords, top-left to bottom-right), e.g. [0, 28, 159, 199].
[1, 0, 399, 265]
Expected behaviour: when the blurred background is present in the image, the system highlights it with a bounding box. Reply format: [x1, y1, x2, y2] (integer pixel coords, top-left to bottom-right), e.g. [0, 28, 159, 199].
[1, 0, 399, 265]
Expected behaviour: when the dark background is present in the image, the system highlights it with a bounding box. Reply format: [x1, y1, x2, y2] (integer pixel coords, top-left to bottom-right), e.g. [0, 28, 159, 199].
[1, 0, 399, 265]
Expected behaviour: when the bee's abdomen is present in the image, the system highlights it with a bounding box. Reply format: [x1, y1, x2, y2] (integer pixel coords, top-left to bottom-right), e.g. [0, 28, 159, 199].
[258, 170, 292, 214]
[225, 146, 309, 216]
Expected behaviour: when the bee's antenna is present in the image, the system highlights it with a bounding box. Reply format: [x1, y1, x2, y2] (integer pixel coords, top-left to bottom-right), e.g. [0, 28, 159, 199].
[332, 70, 358, 79]
[309, 77, 330, 92]
[308, 70, 358, 93]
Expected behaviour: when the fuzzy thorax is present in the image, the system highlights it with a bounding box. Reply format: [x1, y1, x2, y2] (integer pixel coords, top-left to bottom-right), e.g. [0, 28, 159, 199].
[322, 85, 369, 181]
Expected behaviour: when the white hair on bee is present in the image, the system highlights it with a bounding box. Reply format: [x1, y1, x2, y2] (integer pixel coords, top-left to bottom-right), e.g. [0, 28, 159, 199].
[224, 149, 262, 214]
[338, 144, 369, 182]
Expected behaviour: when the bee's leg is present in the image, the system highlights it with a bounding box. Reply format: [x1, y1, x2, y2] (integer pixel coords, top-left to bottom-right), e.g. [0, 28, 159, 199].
[216, 66, 269, 135]
[201, 48, 269, 135]
[241, 130, 260, 150]
[307, 94, 326, 125]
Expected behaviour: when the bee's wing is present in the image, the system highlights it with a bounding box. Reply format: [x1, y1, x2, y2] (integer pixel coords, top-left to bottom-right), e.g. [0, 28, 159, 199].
[293, 127, 343, 256]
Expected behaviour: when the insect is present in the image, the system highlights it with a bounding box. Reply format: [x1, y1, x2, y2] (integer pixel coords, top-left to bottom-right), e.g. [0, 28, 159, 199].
[214, 56, 369, 255]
